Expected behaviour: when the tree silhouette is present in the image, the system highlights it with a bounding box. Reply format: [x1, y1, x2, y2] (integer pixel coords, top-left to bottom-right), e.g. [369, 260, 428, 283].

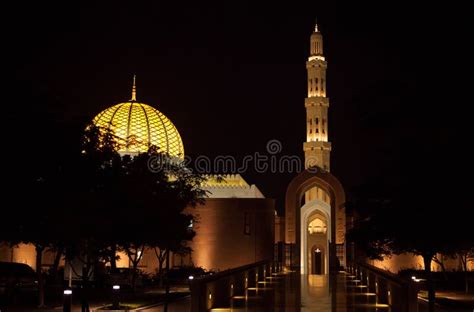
[1, 122, 206, 309]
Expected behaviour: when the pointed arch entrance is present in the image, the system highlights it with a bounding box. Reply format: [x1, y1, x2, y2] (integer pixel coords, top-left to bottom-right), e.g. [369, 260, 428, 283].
[303, 201, 330, 274]
[285, 167, 345, 274]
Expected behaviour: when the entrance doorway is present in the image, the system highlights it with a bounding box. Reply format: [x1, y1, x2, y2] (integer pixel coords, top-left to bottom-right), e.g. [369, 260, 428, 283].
[304, 207, 329, 274]
[312, 247, 323, 274]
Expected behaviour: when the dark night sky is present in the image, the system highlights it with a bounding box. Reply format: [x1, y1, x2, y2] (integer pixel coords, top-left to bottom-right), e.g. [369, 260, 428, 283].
[6, 1, 470, 213]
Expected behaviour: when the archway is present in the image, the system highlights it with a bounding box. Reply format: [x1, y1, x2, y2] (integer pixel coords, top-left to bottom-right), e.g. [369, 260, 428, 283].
[301, 200, 330, 274]
[285, 167, 345, 274]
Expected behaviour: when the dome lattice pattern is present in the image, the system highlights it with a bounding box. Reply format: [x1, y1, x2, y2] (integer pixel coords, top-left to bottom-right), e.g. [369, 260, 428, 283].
[92, 102, 184, 158]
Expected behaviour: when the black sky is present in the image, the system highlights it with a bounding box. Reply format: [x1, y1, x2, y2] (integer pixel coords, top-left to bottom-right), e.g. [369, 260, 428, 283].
[7, 1, 470, 213]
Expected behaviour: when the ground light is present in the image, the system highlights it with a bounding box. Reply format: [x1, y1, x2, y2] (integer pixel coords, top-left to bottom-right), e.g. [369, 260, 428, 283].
[63, 289, 72, 312]
[112, 285, 120, 309]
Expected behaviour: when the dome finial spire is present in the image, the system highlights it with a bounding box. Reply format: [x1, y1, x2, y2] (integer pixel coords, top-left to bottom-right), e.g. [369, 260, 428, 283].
[314, 18, 319, 32]
[131, 74, 137, 101]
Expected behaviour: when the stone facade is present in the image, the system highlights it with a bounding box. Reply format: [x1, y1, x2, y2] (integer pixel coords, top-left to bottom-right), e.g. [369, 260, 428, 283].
[188, 197, 275, 271]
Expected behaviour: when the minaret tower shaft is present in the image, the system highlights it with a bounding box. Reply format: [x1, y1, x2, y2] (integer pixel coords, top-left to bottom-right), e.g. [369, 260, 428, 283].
[303, 23, 331, 172]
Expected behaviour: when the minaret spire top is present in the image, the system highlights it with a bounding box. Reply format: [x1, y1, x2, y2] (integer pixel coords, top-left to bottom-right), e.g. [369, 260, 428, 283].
[314, 18, 319, 32]
[131, 74, 137, 101]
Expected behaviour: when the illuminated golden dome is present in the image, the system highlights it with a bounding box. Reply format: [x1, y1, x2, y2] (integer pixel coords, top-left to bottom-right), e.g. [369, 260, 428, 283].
[92, 77, 184, 158]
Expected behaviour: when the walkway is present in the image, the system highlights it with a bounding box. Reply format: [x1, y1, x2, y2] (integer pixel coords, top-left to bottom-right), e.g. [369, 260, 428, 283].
[140, 297, 191, 312]
[8, 273, 468, 311]
[144, 272, 392, 311]
[225, 271, 390, 311]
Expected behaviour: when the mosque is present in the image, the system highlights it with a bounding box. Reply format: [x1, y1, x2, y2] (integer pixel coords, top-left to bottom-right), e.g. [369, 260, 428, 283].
[2, 23, 468, 278]
[0, 22, 344, 276]
[0, 74, 275, 275]
[88, 72, 276, 273]
[0, 60, 275, 276]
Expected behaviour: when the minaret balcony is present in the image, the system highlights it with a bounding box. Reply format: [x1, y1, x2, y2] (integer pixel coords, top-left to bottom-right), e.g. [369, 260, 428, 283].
[305, 97, 329, 107]
[306, 59, 327, 68]
[308, 55, 325, 61]
[304, 141, 332, 151]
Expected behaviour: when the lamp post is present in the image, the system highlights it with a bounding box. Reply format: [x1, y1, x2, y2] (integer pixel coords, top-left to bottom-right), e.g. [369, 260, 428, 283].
[112, 285, 120, 309]
[63, 289, 72, 312]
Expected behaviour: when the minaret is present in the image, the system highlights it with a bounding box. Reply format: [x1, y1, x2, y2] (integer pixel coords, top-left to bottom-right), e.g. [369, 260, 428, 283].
[303, 22, 331, 172]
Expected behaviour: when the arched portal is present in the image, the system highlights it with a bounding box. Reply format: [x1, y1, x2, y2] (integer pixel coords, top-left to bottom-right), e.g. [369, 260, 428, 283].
[301, 200, 330, 274]
[285, 167, 345, 274]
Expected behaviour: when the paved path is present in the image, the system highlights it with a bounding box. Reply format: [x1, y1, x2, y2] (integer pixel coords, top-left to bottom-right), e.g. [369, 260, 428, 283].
[4, 273, 471, 311]
[170, 271, 472, 312]
[143, 272, 391, 311]
[139, 297, 190, 312]
[225, 272, 390, 311]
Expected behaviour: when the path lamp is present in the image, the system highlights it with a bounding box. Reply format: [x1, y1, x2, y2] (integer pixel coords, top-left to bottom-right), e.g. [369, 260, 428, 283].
[112, 285, 120, 309]
[63, 288, 72, 312]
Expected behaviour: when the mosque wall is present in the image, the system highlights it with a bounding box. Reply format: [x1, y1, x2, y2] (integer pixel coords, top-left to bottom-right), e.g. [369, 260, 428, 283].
[2, 197, 275, 276]
[188, 198, 275, 272]
[0, 242, 61, 271]
[368, 253, 474, 273]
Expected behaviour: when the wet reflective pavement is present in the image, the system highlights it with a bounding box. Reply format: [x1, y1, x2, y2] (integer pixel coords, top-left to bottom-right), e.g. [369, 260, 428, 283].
[144, 272, 392, 311]
[222, 272, 390, 311]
